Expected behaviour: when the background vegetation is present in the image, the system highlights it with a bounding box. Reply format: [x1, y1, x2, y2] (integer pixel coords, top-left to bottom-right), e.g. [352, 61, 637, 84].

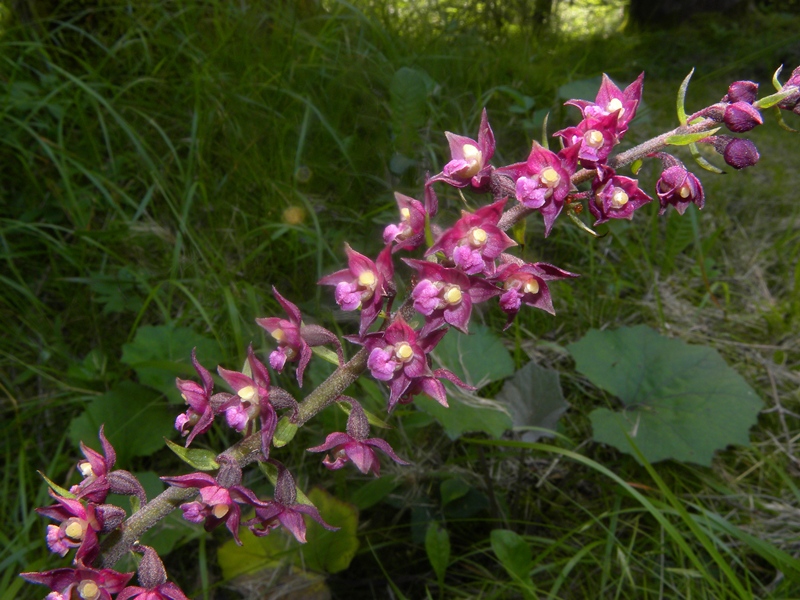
[2, 0, 800, 598]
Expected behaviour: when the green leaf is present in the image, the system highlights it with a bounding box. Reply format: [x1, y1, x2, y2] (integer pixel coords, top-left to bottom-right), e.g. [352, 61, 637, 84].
[663, 206, 696, 271]
[257, 462, 312, 506]
[218, 527, 290, 580]
[425, 522, 450, 585]
[350, 475, 398, 510]
[665, 128, 719, 146]
[415, 391, 512, 440]
[772, 65, 784, 91]
[310, 345, 341, 367]
[676, 68, 695, 125]
[121, 325, 223, 403]
[557, 77, 602, 104]
[302, 488, 359, 574]
[689, 142, 725, 173]
[430, 323, 514, 388]
[440, 478, 470, 507]
[495, 361, 569, 443]
[390, 67, 432, 154]
[164, 438, 219, 471]
[630, 158, 643, 175]
[491, 529, 533, 587]
[68, 382, 176, 466]
[568, 326, 763, 465]
[273, 417, 299, 448]
[38, 471, 76, 499]
[754, 88, 795, 110]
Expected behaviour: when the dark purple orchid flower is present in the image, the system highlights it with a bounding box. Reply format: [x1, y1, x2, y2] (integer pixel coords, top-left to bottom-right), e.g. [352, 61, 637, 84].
[428, 108, 495, 191]
[318, 243, 395, 337]
[723, 101, 763, 132]
[256, 287, 342, 387]
[69, 426, 146, 505]
[492, 258, 579, 328]
[426, 199, 516, 276]
[653, 155, 705, 215]
[777, 65, 800, 114]
[589, 166, 652, 225]
[37, 491, 124, 566]
[495, 141, 579, 237]
[21, 567, 133, 600]
[244, 464, 338, 544]
[162, 459, 269, 546]
[724, 80, 758, 104]
[566, 72, 644, 137]
[307, 400, 409, 475]
[383, 192, 427, 253]
[116, 545, 189, 600]
[404, 259, 501, 336]
[175, 348, 219, 447]
[218, 346, 282, 459]
[554, 110, 620, 168]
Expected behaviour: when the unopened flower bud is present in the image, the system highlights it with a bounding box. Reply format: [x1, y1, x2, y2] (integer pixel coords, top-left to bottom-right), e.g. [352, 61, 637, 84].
[723, 138, 760, 169]
[725, 80, 758, 104]
[723, 102, 762, 132]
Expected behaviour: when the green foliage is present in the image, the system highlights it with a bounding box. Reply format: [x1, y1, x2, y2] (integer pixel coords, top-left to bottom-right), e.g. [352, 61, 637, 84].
[425, 521, 450, 590]
[430, 324, 515, 388]
[164, 439, 219, 472]
[67, 382, 176, 466]
[569, 326, 763, 466]
[490, 529, 535, 598]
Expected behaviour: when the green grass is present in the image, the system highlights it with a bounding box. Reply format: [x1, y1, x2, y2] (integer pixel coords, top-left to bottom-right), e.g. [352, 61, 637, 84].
[2, 0, 800, 598]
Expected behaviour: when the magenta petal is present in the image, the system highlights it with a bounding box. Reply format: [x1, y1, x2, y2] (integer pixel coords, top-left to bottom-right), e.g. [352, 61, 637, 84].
[365, 437, 411, 465]
[345, 443, 379, 475]
[161, 472, 217, 489]
[308, 432, 352, 453]
[278, 509, 308, 543]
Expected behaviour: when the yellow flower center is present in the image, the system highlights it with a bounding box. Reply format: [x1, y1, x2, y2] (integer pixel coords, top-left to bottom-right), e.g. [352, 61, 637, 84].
[358, 270, 377, 288]
[540, 167, 560, 187]
[271, 328, 286, 342]
[212, 504, 230, 519]
[444, 286, 463, 305]
[679, 185, 691, 198]
[610, 188, 629, 209]
[238, 385, 257, 401]
[607, 98, 624, 115]
[469, 227, 488, 247]
[524, 279, 540, 294]
[65, 520, 85, 541]
[78, 462, 94, 478]
[461, 144, 483, 177]
[400, 207, 411, 220]
[395, 342, 414, 362]
[77, 580, 101, 600]
[584, 129, 604, 148]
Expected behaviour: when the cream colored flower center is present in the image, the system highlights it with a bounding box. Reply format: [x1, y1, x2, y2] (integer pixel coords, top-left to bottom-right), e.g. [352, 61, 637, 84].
[271, 328, 286, 342]
[607, 98, 624, 115]
[679, 185, 691, 198]
[524, 279, 540, 294]
[395, 342, 414, 362]
[444, 286, 463, 305]
[400, 207, 411, 220]
[584, 129, 604, 148]
[461, 143, 483, 177]
[358, 270, 377, 288]
[65, 520, 85, 541]
[238, 385, 257, 401]
[469, 227, 488, 247]
[78, 462, 94, 478]
[78, 580, 101, 600]
[540, 167, 560, 187]
[212, 504, 230, 519]
[610, 188, 629, 209]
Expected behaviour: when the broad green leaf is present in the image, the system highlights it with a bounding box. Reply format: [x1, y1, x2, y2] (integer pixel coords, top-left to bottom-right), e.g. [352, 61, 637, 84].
[218, 527, 292, 580]
[430, 323, 515, 388]
[440, 478, 470, 507]
[666, 128, 719, 146]
[165, 438, 219, 471]
[302, 488, 359, 574]
[568, 326, 762, 465]
[495, 361, 568, 443]
[491, 529, 533, 587]
[425, 522, 450, 585]
[68, 382, 175, 466]
[121, 325, 222, 403]
[273, 417, 298, 448]
[415, 391, 512, 440]
[557, 77, 602, 103]
[350, 475, 398, 510]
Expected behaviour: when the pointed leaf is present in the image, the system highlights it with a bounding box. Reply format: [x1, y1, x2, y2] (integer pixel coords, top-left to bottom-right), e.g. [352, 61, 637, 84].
[568, 326, 762, 465]
[164, 438, 219, 471]
[430, 323, 514, 388]
[677, 68, 695, 125]
[302, 488, 359, 574]
[666, 128, 719, 146]
[425, 522, 450, 585]
[273, 417, 299, 448]
[491, 529, 533, 587]
[416, 390, 512, 440]
[38, 471, 76, 499]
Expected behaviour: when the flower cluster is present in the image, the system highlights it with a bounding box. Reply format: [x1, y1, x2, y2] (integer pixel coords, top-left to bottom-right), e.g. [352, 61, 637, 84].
[22, 65, 799, 598]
